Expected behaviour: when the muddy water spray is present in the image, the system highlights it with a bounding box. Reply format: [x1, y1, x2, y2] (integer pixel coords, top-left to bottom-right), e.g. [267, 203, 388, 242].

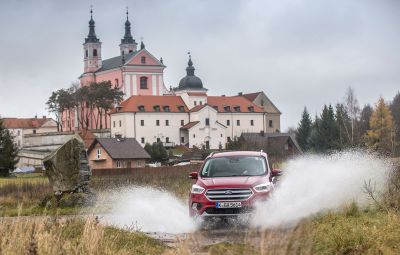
[97, 187, 198, 233]
[252, 151, 392, 228]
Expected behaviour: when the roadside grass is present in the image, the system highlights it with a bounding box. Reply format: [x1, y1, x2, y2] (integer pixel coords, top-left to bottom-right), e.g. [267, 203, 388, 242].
[2, 162, 400, 254]
[0, 216, 166, 255]
[311, 163, 400, 254]
[0, 165, 196, 216]
[203, 242, 260, 255]
[312, 206, 400, 254]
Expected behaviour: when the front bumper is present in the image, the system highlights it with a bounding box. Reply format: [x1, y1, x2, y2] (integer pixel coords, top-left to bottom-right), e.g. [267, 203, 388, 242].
[189, 191, 270, 217]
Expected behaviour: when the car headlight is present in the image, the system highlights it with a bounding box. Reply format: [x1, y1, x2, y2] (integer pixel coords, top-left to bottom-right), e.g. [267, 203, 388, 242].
[191, 184, 205, 194]
[254, 182, 274, 193]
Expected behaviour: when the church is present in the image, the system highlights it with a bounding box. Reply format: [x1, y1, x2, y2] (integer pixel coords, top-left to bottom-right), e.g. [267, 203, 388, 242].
[64, 9, 281, 149]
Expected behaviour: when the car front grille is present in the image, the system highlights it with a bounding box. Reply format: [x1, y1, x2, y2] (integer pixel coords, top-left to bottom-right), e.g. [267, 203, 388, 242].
[205, 188, 253, 201]
[205, 207, 252, 215]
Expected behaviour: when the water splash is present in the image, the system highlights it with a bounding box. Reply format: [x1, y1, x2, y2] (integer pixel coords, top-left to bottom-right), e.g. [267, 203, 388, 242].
[252, 150, 392, 228]
[96, 187, 198, 233]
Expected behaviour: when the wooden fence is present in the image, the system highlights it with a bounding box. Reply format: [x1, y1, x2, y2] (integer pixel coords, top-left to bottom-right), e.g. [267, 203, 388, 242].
[91, 164, 202, 176]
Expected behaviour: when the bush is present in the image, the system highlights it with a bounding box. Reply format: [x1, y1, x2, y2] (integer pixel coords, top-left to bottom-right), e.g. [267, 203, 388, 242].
[144, 142, 168, 162]
[384, 164, 400, 211]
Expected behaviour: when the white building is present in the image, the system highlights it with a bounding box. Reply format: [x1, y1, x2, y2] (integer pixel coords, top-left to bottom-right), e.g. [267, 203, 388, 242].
[110, 57, 281, 149]
[2, 116, 58, 148]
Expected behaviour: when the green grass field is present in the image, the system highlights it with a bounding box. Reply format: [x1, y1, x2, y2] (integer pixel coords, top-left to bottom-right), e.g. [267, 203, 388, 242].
[2, 164, 400, 254]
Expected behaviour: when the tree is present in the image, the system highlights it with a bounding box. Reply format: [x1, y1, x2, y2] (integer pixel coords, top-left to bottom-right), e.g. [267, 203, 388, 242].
[344, 86, 360, 145]
[144, 142, 168, 162]
[93, 81, 124, 129]
[335, 103, 351, 148]
[46, 90, 63, 132]
[0, 118, 19, 176]
[390, 92, 400, 156]
[226, 137, 245, 150]
[47, 81, 125, 131]
[365, 97, 394, 155]
[320, 105, 339, 151]
[357, 104, 373, 146]
[58, 88, 75, 131]
[309, 105, 339, 152]
[296, 107, 313, 151]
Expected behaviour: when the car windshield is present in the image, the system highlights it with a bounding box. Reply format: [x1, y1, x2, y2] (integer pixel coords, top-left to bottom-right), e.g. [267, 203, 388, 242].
[200, 156, 267, 177]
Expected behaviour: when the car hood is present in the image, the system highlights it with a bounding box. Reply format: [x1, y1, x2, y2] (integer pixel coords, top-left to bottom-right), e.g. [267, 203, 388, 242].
[198, 176, 268, 189]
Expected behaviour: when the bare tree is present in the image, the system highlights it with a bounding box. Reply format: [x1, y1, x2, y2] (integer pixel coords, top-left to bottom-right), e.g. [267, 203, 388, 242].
[344, 86, 360, 145]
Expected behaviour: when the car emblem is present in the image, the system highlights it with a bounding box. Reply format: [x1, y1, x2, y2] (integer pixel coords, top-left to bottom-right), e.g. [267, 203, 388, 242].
[225, 190, 233, 195]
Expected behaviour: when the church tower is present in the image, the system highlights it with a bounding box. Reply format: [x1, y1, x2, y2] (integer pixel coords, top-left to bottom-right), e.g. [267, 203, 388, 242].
[119, 8, 137, 55]
[83, 8, 102, 73]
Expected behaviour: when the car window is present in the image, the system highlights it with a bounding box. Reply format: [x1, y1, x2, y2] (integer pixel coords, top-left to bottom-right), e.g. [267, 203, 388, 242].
[200, 156, 267, 177]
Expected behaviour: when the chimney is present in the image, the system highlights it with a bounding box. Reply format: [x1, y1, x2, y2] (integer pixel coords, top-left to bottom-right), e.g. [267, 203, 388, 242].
[34, 115, 37, 119]
[222, 95, 225, 97]
[238, 92, 243, 96]
[42, 116, 46, 119]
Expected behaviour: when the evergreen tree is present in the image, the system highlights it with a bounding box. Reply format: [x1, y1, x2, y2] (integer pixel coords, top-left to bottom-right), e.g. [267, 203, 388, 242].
[365, 97, 394, 155]
[335, 103, 352, 148]
[309, 115, 322, 152]
[296, 107, 313, 151]
[357, 104, 373, 146]
[310, 105, 339, 152]
[319, 105, 339, 152]
[0, 118, 19, 176]
[144, 142, 168, 162]
[390, 92, 400, 156]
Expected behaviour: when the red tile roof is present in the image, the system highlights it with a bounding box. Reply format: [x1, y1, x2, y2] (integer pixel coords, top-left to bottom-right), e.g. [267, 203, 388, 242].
[78, 130, 96, 149]
[180, 121, 200, 130]
[242, 92, 262, 101]
[207, 96, 264, 113]
[187, 92, 207, 96]
[2, 117, 52, 129]
[115, 95, 189, 113]
[113, 94, 265, 114]
[190, 104, 207, 112]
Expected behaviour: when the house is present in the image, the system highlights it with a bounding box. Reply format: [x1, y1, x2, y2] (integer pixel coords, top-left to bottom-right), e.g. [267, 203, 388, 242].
[2, 116, 58, 148]
[87, 137, 150, 169]
[240, 132, 302, 160]
[62, 10, 282, 139]
[241, 92, 281, 132]
[110, 57, 280, 150]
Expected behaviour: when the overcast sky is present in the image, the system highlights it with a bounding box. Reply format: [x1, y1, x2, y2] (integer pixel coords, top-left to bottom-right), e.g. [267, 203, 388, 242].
[0, 0, 399, 130]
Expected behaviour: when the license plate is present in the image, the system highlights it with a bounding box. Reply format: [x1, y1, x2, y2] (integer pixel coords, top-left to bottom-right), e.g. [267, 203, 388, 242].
[216, 202, 242, 208]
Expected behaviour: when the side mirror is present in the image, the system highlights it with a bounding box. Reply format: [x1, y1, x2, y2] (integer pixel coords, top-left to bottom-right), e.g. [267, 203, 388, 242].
[271, 169, 282, 177]
[189, 172, 198, 179]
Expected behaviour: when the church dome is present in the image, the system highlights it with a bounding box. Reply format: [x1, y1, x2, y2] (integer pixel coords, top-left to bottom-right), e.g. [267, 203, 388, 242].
[178, 56, 204, 90]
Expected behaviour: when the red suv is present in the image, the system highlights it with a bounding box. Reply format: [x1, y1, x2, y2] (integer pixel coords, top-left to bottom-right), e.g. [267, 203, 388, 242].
[189, 151, 280, 217]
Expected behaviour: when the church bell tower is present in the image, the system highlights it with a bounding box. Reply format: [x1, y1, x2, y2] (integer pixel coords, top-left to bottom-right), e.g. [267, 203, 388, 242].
[119, 8, 137, 55]
[83, 8, 102, 73]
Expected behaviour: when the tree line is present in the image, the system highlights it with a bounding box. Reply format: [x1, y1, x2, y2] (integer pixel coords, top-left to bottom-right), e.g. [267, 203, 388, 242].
[0, 118, 18, 176]
[46, 81, 124, 131]
[296, 87, 400, 156]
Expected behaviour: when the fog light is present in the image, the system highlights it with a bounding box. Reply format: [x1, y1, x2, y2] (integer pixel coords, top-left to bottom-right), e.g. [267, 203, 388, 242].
[192, 202, 202, 210]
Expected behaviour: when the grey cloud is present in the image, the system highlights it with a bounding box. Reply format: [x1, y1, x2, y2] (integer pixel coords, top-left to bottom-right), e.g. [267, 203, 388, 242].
[0, 0, 399, 130]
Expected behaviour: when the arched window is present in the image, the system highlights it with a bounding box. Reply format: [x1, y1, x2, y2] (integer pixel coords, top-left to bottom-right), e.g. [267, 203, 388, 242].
[141, 56, 146, 64]
[93, 49, 98, 57]
[140, 77, 148, 89]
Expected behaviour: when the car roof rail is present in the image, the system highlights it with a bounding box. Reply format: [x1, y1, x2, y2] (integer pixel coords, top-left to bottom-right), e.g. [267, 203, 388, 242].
[209, 151, 219, 157]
